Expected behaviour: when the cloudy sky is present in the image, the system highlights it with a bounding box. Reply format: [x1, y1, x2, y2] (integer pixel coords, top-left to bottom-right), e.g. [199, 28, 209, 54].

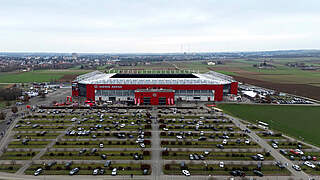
[0, 0, 319, 53]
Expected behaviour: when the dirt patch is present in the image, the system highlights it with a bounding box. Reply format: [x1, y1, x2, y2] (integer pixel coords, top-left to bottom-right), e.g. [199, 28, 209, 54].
[59, 74, 78, 82]
[233, 76, 320, 101]
[209, 67, 260, 75]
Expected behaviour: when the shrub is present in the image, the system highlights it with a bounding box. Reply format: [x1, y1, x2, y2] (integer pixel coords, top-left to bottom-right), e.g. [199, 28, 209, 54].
[143, 151, 150, 156]
[162, 151, 169, 156]
[164, 164, 171, 170]
[141, 164, 151, 170]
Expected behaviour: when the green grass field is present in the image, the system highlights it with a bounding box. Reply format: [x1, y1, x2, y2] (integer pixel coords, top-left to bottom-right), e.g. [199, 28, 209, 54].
[0, 70, 91, 83]
[217, 104, 320, 147]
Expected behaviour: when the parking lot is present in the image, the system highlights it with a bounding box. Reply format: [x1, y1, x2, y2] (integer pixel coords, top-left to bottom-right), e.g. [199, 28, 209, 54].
[0, 97, 319, 179]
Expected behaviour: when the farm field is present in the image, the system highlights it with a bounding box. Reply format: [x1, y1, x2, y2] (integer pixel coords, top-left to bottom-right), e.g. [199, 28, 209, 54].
[0, 69, 92, 83]
[209, 58, 320, 100]
[217, 104, 320, 147]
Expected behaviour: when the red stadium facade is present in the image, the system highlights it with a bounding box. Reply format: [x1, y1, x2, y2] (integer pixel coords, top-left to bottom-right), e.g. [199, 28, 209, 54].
[72, 71, 238, 105]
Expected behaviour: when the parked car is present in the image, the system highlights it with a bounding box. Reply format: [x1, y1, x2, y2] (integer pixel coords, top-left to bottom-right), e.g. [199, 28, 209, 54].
[143, 169, 148, 175]
[69, 168, 79, 175]
[280, 149, 287, 155]
[65, 161, 73, 168]
[275, 161, 285, 169]
[111, 168, 117, 176]
[253, 170, 263, 177]
[272, 143, 278, 149]
[182, 169, 190, 176]
[304, 161, 316, 169]
[245, 139, 250, 144]
[292, 165, 301, 171]
[216, 144, 224, 149]
[189, 154, 194, 160]
[93, 169, 99, 175]
[34, 168, 42, 176]
[102, 159, 111, 167]
[101, 154, 107, 160]
[219, 161, 224, 168]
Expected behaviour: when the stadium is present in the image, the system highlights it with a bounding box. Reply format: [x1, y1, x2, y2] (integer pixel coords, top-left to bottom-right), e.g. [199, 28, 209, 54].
[72, 71, 238, 105]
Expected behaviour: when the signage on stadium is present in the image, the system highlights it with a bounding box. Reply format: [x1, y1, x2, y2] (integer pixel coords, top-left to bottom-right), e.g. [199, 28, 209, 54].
[98, 85, 123, 89]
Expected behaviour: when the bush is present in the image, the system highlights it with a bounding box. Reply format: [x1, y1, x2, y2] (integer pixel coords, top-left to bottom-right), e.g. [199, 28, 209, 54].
[161, 141, 168, 145]
[143, 151, 150, 156]
[141, 164, 151, 170]
[164, 164, 171, 170]
[162, 151, 169, 156]
[160, 132, 167, 136]
[144, 140, 151, 145]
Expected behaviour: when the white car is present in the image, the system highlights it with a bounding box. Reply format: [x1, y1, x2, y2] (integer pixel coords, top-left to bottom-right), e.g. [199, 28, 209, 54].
[93, 169, 99, 175]
[222, 139, 228, 145]
[99, 143, 104, 148]
[257, 154, 264, 160]
[120, 124, 126, 128]
[176, 135, 183, 139]
[272, 143, 278, 149]
[304, 161, 316, 168]
[295, 149, 304, 155]
[292, 164, 301, 171]
[245, 139, 250, 144]
[204, 151, 210, 155]
[182, 169, 190, 176]
[34, 168, 42, 176]
[111, 168, 117, 176]
[219, 161, 224, 168]
[189, 154, 194, 160]
[140, 143, 145, 148]
[163, 128, 169, 131]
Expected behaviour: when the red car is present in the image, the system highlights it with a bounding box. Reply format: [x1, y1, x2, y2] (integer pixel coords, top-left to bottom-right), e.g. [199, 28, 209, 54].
[290, 149, 299, 155]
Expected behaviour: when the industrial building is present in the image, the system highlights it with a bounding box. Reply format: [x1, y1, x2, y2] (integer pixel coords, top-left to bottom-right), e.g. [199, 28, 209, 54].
[72, 71, 238, 105]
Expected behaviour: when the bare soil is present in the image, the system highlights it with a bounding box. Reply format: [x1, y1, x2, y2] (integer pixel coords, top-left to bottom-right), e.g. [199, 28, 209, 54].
[59, 74, 78, 82]
[233, 76, 320, 101]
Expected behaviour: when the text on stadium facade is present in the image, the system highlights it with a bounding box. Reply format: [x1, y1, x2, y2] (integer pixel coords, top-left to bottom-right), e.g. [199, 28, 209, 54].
[98, 85, 123, 89]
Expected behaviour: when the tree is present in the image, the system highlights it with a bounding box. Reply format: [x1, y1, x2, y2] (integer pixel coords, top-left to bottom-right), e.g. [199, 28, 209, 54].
[23, 94, 30, 102]
[0, 112, 5, 120]
[6, 101, 11, 107]
[11, 106, 18, 114]
[39, 90, 46, 98]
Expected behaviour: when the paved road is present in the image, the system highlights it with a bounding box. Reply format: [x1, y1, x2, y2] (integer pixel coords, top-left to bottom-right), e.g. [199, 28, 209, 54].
[15, 124, 75, 175]
[151, 107, 162, 180]
[224, 113, 311, 179]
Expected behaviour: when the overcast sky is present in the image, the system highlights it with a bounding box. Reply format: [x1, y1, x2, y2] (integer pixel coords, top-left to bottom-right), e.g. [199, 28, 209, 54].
[0, 0, 319, 53]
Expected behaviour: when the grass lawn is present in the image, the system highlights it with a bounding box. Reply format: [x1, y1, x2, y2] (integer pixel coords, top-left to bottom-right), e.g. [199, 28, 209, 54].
[0, 151, 38, 160]
[163, 151, 274, 160]
[41, 150, 150, 160]
[0, 164, 22, 173]
[163, 163, 290, 176]
[217, 104, 320, 147]
[7, 141, 51, 148]
[26, 163, 151, 175]
[0, 70, 91, 83]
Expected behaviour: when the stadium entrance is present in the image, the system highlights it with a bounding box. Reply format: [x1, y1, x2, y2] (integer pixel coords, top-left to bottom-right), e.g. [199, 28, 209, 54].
[134, 89, 175, 105]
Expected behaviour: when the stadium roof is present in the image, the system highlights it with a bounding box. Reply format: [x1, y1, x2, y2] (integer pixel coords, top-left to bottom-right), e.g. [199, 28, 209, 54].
[110, 73, 198, 79]
[77, 71, 236, 85]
